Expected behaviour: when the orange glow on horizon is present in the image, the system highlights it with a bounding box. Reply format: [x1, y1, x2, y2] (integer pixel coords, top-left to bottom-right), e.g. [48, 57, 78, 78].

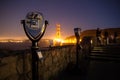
[0, 39, 23, 43]
[0, 37, 28, 40]
[53, 38, 64, 46]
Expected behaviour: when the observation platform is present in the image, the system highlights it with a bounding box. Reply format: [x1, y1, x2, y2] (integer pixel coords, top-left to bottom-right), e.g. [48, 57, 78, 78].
[0, 43, 120, 80]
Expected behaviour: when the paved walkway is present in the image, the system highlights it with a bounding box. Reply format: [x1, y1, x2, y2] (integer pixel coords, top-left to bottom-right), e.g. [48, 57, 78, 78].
[55, 44, 120, 80]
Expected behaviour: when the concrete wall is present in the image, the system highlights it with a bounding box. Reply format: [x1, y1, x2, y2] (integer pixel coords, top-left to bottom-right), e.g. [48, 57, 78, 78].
[0, 45, 76, 80]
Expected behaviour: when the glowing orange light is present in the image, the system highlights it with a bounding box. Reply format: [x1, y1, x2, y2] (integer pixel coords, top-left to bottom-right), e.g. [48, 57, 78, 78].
[53, 38, 64, 46]
[80, 38, 82, 42]
[0, 40, 23, 43]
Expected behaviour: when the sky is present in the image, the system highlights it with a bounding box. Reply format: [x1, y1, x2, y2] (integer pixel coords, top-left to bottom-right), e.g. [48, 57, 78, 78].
[0, 0, 120, 40]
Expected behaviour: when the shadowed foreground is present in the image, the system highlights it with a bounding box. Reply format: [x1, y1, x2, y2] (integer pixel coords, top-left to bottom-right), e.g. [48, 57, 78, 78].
[55, 44, 120, 80]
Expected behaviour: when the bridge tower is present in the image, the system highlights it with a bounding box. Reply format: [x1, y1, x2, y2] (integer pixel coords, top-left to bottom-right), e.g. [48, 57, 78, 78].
[56, 24, 61, 40]
[54, 24, 63, 46]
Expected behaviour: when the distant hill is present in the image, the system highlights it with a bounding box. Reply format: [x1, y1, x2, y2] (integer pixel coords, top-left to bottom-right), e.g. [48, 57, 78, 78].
[102, 28, 120, 35]
[81, 28, 120, 38]
[65, 27, 120, 40]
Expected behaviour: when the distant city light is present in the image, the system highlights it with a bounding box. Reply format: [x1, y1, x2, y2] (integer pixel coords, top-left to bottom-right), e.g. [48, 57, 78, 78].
[0, 40, 23, 43]
[90, 39, 93, 44]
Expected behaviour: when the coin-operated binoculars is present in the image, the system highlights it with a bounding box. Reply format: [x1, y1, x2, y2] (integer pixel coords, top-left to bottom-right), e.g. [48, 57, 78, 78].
[74, 28, 81, 69]
[21, 11, 48, 80]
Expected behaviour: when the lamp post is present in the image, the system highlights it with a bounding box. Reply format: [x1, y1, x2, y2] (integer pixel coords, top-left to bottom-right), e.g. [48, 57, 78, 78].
[74, 28, 81, 69]
[21, 11, 48, 80]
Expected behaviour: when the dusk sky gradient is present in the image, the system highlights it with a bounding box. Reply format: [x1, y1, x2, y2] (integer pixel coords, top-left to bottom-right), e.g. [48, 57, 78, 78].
[0, 0, 120, 39]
